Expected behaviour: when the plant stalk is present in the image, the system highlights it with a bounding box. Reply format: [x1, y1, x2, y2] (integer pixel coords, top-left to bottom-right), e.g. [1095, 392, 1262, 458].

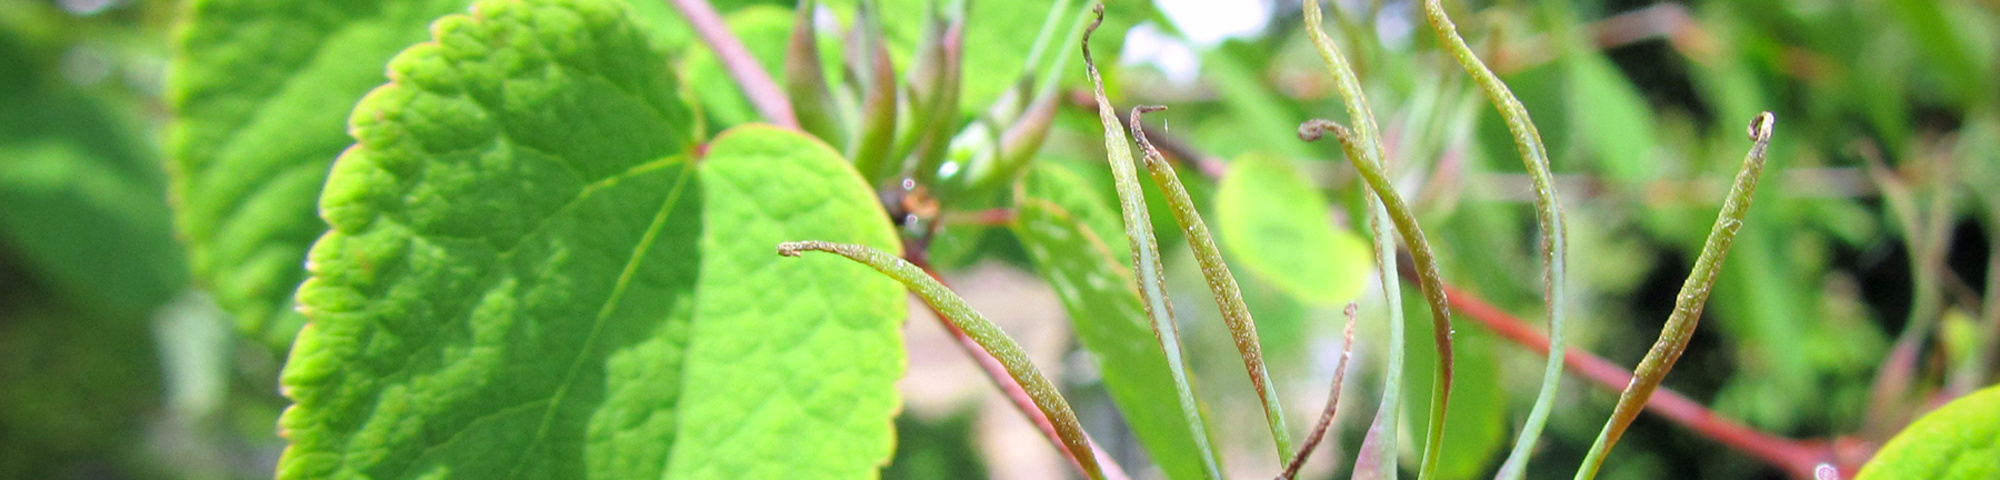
[1278, 303, 1361, 480]
[1437, 280, 1834, 478]
[908, 256, 1131, 480]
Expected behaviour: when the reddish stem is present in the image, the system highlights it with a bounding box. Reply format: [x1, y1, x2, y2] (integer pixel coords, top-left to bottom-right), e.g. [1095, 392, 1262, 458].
[1442, 283, 1854, 479]
[666, 0, 797, 128]
[910, 258, 1131, 480]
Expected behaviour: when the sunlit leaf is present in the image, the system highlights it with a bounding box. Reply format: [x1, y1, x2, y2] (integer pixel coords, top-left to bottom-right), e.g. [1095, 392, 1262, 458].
[276, 2, 903, 478]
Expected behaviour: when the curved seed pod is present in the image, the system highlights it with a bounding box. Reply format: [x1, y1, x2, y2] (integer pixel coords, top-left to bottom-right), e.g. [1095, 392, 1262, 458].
[1299, 119, 1456, 480]
[1297, 3, 1414, 478]
[778, 241, 1109, 480]
[1409, 1, 1571, 478]
[1081, 4, 1225, 478]
[1131, 105, 1295, 461]
[1574, 113, 1777, 480]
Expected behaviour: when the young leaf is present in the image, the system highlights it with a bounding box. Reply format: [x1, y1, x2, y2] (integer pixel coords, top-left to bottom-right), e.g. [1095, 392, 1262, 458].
[277, 2, 904, 478]
[1131, 106, 1296, 461]
[777, 240, 1106, 480]
[166, 0, 477, 345]
[1574, 113, 1777, 480]
[1212, 154, 1372, 305]
[1081, 5, 1223, 478]
[1855, 385, 2000, 479]
[847, 1, 900, 184]
[867, 0, 1059, 113]
[1413, 1, 1571, 477]
[1013, 164, 1215, 480]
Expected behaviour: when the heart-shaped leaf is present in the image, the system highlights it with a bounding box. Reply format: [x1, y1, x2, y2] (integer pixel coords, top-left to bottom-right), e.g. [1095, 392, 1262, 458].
[277, 1, 902, 478]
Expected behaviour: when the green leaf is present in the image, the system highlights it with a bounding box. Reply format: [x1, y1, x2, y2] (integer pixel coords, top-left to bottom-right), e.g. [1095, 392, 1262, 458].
[1213, 153, 1371, 306]
[883, 411, 988, 479]
[679, 4, 849, 133]
[1857, 385, 2000, 480]
[166, 0, 478, 344]
[1012, 163, 1213, 480]
[0, 141, 185, 318]
[276, 2, 904, 478]
[951, 0, 1055, 113]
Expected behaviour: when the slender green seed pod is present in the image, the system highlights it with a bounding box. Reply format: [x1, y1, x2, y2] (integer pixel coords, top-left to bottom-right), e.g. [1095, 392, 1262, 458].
[1574, 113, 1777, 480]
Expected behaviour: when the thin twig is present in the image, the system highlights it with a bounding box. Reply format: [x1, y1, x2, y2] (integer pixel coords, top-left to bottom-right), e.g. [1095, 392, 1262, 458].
[941, 208, 1018, 227]
[1413, 1, 1572, 477]
[1278, 303, 1361, 480]
[667, 0, 797, 128]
